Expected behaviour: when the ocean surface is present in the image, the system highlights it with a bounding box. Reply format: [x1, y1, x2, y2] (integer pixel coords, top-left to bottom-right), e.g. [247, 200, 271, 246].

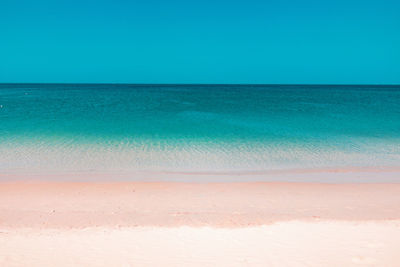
[1, 84, 400, 176]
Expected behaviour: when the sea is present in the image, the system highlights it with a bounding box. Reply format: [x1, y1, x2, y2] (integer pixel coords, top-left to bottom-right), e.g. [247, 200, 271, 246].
[1, 84, 400, 177]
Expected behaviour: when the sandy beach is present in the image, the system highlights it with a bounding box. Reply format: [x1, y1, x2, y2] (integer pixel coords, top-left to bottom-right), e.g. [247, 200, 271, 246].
[1, 181, 400, 266]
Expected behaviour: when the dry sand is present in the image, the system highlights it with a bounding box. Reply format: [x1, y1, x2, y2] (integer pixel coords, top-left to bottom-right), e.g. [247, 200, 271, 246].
[1, 181, 400, 266]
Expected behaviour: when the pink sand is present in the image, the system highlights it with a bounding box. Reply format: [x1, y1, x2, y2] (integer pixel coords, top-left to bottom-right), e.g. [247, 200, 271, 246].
[1, 180, 400, 266]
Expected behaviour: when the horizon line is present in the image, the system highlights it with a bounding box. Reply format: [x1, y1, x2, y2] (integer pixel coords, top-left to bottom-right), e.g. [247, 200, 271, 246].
[1, 83, 399, 86]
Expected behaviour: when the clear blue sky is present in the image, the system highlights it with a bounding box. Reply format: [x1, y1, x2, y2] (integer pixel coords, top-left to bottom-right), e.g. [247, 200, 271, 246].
[1, 0, 399, 84]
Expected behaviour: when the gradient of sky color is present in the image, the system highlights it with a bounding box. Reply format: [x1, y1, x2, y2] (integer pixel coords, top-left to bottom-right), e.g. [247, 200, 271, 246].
[1, 0, 399, 84]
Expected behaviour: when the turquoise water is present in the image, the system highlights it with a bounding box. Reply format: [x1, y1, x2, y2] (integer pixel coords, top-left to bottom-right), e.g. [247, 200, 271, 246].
[1, 84, 400, 173]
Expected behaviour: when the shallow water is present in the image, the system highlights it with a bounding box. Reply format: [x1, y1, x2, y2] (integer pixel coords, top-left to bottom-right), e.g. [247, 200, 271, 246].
[1, 84, 400, 174]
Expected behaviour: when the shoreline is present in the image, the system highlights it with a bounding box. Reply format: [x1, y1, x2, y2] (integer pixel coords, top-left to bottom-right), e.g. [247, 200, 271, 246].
[2, 165, 400, 183]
